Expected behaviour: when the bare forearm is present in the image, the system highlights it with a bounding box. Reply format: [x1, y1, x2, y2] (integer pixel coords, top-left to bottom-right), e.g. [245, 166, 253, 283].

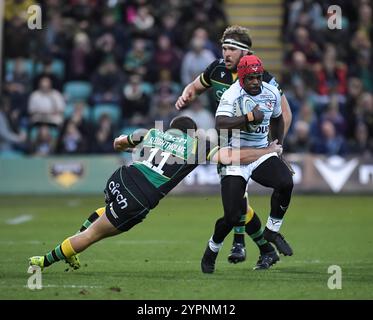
[270, 115, 285, 144]
[215, 115, 247, 131]
[214, 143, 282, 165]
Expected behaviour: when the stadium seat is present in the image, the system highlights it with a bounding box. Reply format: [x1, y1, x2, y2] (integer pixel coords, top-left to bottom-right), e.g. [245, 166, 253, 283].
[35, 59, 65, 79]
[64, 103, 91, 120]
[29, 126, 60, 141]
[5, 58, 35, 78]
[63, 81, 92, 103]
[92, 103, 122, 125]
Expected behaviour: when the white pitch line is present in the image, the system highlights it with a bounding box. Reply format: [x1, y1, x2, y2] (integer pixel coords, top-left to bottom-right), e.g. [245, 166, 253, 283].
[5, 215, 33, 225]
[21, 284, 103, 289]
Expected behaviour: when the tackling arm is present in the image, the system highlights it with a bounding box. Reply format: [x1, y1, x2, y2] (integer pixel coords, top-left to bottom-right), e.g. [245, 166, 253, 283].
[113, 128, 148, 152]
[175, 76, 208, 110]
[270, 115, 285, 145]
[211, 140, 283, 165]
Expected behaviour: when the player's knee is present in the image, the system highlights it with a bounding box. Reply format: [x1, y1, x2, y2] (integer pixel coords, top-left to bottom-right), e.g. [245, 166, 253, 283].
[81, 228, 101, 244]
[224, 212, 241, 227]
[278, 173, 293, 192]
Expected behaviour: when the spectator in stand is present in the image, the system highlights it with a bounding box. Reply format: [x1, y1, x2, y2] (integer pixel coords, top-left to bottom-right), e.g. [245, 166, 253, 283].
[311, 119, 347, 156]
[33, 57, 63, 91]
[66, 32, 93, 81]
[348, 122, 373, 157]
[321, 94, 347, 137]
[359, 92, 373, 139]
[132, 4, 155, 39]
[123, 38, 152, 79]
[345, 77, 364, 140]
[28, 76, 65, 128]
[92, 113, 115, 154]
[286, 26, 321, 65]
[284, 120, 311, 154]
[3, 15, 34, 58]
[150, 34, 182, 82]
[192, 27, 221, 59]
[30, 124, 57, 156]
[349, 50, 373, 93]
[122, 74, 151, 126]
[313, 43, 348, 106]
[4, 58, 31, 126]
[42, 13, 69, 60]
[56, 121, 87, 154]
[91, 57, 126, 105]
[157, 12, 183, 49]
[0, 101, 27, 154]
[283, 50, 316, 91]
[180, 36, 215, 86]
[92, 32, 124, 67]
[149, 97, 178, 130]
[56, 101, 91, 154]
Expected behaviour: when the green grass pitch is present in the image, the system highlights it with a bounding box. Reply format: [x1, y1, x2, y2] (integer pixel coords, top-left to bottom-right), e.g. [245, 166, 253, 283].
[0, 195, 372, 300]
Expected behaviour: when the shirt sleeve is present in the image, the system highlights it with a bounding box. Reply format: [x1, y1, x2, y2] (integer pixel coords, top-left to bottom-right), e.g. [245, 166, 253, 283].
[215, 89, 235, 118]
[128, 128, 149, 146]
[199, 59, 220, 88]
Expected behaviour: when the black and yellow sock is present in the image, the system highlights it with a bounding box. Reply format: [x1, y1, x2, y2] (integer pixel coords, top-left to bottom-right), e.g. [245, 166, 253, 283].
[233, 214, 246, 245]
[43, 238, 76, 267]
[79, 207, 105, 232]
[245, 211, 273, 254]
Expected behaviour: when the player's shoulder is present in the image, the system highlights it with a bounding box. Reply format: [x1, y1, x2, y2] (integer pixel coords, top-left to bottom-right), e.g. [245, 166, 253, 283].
[262, 81, 281, 97]
[207, 58, 225, 70]
[221, 80, 242, 99]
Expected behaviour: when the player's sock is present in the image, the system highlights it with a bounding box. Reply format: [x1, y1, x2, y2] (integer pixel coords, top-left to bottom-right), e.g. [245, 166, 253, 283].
[246, 212, 273, 254]
[267, 186, 292, 232]
[209, 236, 223, 253]
[233, 214, 246, 245]
[79, 207, 105, 232]
[43, 238, 76, 267]
[266, 216, 283, 232]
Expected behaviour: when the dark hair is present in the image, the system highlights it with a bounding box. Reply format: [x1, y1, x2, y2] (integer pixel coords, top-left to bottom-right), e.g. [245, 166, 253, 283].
[221, 25, 252, 48]
[169, 116, 197, 134]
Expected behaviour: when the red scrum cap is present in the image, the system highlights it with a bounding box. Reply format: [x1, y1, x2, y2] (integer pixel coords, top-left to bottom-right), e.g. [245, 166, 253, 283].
[237, 55, 264, 87]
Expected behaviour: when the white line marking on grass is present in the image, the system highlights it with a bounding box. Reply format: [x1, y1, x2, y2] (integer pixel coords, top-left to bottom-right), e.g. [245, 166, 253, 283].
[5, 215, 33, 225]
[22, 284, 103, 289]
[112, 240, 194, 245]
[0, 240, 43, 245]
[66, 199, 81, 207]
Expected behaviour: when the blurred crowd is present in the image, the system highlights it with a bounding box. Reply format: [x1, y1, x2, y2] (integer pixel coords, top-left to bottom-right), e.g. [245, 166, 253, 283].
[282, 0, 373, 157]
[1, 0, 372, 158]
[1, 0, 226, 156]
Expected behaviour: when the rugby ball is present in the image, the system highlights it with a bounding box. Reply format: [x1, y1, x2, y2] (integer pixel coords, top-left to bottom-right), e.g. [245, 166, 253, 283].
[233, 96, 260, 132]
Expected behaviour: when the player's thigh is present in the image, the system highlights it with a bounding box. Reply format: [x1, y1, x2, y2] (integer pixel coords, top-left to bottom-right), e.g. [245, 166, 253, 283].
[221, 175, 247, 221]
[87, 212, 122, 241]
[251, 156, 292, 189]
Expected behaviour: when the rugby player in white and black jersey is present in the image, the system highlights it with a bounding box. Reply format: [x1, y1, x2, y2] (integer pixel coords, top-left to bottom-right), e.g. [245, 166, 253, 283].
[201, 55, 294, 273]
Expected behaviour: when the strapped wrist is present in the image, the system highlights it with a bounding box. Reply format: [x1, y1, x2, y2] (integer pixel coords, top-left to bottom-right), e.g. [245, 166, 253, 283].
[247, 112, 254, 122]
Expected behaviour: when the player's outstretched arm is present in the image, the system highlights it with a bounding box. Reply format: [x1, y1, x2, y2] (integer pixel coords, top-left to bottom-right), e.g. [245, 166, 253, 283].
[175, 76, 207, 110]
[113, 135, 132, 151]
[113, 128, 148, 151]
[211, 140, 282, 165]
